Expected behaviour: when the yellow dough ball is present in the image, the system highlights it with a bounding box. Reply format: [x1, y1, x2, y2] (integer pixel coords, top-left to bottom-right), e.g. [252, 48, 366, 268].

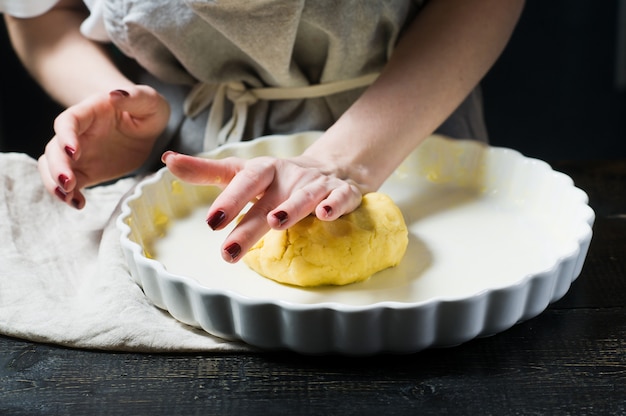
[243, 192, 408, 287]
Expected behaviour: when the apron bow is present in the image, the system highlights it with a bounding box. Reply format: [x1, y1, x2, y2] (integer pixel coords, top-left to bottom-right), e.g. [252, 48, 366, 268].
[183, 73, 380, 150]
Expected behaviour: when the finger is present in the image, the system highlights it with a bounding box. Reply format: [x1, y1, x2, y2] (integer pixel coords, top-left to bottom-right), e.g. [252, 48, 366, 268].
[52, 110, 85, 162]
[109, 86, 170, 138]
[38, 154, 84, 209]
[162, 152, 243, 186]
[42, 137, 77, 192]
[164, 152, 265, 232]
[207, 158, 276, 231]
[220, 206, 271, 263]
[69, 189, 86, 210]
[266, 178, 331, 229]
[38, 154, 62, 199]
[314, 182, 363, 221]
[109, 86, 165, 118]
[52, 97, 109, 162]
[45, 139, 90, 209]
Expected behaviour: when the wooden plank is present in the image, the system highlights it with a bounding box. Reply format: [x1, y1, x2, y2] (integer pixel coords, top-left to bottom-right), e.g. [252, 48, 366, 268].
[553, 216, 626, 309]
[0, 306, 624, 415]
[548, 160, 626, 310]
[551, 159, 626, 218]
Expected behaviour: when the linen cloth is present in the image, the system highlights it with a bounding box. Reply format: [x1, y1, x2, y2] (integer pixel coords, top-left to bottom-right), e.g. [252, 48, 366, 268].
[0, 152, 250, 352]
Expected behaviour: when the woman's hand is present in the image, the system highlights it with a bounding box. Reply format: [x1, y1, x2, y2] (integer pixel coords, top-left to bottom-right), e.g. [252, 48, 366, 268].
[162, 151, 365, 263]
[38, 85, 170, 208]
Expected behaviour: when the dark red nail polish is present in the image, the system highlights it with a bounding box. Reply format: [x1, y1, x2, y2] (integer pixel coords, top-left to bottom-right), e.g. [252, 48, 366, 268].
[225, 243, 241, 261]
[64, 146, 76, 159]
[207, 210, 226, 230]
[55, 186, 67, 202]
[110, 89, 130, 97]
[273, 210, 288, 226]
[58, 174, 70, 189]
[323, 205, 332, 216]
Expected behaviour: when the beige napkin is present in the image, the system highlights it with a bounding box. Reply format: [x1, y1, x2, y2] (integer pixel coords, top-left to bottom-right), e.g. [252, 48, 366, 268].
[0, 152, 250, 352]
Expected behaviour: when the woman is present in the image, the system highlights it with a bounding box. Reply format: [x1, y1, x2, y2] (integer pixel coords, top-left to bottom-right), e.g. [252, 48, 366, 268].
[2, 0, 525, 262]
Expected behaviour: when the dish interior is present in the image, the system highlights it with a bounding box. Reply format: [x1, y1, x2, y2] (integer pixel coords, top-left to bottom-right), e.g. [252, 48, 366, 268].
[123, 134, 591, 307]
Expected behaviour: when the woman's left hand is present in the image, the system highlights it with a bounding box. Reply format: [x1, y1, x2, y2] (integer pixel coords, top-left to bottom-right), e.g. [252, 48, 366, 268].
[162, 151, 364, 263]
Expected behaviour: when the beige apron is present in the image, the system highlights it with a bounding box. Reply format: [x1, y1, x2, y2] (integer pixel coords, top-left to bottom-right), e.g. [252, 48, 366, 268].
[102, 0, 486, 161]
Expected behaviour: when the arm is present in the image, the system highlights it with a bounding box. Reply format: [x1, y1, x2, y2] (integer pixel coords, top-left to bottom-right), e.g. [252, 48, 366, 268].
[305, 0, 525, 193]
[167, 0, 525, 263]
[3, 0, 134, 105]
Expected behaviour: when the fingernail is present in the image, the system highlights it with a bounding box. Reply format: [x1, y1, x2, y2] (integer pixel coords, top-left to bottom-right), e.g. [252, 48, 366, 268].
[207, 210, 226, 230]
[58, 174, 70, 189]
[110, 89, 130, 98]
[224, 243, 241, 261]
[273, 210, 288, 226]
[64, 146, 76, 159]
[55, 186, 67, 202]
[161, 151, 178, 164]
[323, 205, 332, 216]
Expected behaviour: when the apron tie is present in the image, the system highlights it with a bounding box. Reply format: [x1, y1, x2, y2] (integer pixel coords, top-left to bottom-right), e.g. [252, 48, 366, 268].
[183, 73, 379, 150]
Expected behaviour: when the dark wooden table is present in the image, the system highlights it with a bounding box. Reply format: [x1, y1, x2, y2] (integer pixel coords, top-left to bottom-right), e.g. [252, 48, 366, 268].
[1, 160, 624, 416]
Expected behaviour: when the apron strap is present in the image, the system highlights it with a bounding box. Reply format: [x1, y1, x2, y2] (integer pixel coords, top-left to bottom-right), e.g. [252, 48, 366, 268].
[183, 73, 379, 150]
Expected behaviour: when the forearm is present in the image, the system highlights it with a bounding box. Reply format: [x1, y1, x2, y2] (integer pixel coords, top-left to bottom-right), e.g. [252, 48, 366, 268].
[305, 0, 525, 192]
[4, 0, 134, 106]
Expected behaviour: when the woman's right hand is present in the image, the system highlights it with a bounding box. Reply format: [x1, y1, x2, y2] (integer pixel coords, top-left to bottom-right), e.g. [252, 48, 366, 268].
[38, 85, 170, 209]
